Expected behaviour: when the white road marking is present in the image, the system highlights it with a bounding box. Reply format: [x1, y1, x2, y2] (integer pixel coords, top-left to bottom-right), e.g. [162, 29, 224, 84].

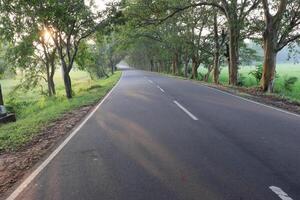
[156, 85, 165, 93]
[143, 70, 300, 118]
[200, 84, 300, 118]
[5, 74, 123, 200]
[148, 79, 154, 84]
[269, 186, 293, 200]
[173, 100, 198, 121]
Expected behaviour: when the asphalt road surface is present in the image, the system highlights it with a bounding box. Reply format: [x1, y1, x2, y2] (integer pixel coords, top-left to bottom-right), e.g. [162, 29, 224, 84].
[7, 68, 300, 200]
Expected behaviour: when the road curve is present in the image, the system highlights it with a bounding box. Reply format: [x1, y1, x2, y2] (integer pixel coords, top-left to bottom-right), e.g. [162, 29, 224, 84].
[8, 69, 300, 200]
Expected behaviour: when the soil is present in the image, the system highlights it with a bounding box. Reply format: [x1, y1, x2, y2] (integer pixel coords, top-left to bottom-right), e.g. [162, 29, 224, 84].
[0, 105, 93, 196]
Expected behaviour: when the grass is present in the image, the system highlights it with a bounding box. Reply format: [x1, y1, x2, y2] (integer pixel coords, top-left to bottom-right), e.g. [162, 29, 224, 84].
[198, 63, 300, 101]
[0, 70, 121, 152]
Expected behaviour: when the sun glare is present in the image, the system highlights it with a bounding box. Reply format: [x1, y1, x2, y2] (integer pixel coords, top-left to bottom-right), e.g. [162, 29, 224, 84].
[42, 28, 52, 43]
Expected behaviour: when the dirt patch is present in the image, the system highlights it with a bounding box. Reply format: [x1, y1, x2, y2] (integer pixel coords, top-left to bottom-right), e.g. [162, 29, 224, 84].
[0, 105, 93, 196]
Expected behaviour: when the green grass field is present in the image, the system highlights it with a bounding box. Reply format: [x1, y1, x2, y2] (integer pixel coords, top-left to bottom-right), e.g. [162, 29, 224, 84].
[0, 70, 121, 152]
[199, 63, 300, 100]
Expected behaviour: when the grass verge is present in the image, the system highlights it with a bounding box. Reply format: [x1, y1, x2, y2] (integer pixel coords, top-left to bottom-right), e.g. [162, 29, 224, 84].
[0, 71, 121, 152]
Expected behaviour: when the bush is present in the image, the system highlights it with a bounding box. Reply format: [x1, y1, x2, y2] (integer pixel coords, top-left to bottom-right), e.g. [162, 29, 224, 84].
[283, 76, 298, 92]
[237, 74, 246, 86]
[249, 64, 263, 83]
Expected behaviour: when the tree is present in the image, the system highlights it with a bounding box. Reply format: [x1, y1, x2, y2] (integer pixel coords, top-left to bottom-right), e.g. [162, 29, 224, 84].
[44, 0, 110, 98]
[260, 0, 300, 92]
[0, 1, 57, 97]
[39, 28, 57, 96]
[148, 0, 260, 85]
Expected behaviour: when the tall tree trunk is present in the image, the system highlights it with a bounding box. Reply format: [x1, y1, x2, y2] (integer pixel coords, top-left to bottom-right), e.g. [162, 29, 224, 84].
[50, 62, 56, 95]
[184, 59, 189, 78]
[46, 65, 53, 97]
[150, 59, 154, 72]
[261, 21, 278, 92]
[0, 84, 4, 105]
[228, 25, 239, 86]
[191, 57, 199, 79]
[61, 63, 72, 99]
[110, 59, 115, 74]
[172, 52, 179, 75]
[213, 53, 220, 84]
[261, 0, 287, 92]
[204, 65, 213, 82]
[184, 50, 189, 78]
[159, 60, 163, 73]
[63, 72, 72, 99]
[213, 13, 220, 84]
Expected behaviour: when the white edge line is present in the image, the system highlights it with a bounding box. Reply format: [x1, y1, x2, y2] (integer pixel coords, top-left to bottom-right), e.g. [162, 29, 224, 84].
[173, 100, 198, 121]
[143, 70, 300, 118]
[5, 73, 123, 200]
[199, 84, 300, 118]
[269, 186, 293, 200]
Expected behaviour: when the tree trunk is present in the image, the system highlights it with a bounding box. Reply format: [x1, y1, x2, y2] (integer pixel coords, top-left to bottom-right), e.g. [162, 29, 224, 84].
[50, 62, 56, 95]
[0, 84, 4, 105]
[184, 59, 189, 78]
[228, 25, 239, 86]
[184, 50, 189, 78]
[150, 59, 154, 72]
[213, 13, 220, 84]
[172, 52, 179, 75]
[172, 59, 176, 75]
[110, 59, 115, 74]
[63, 73, 72, 99]
[204, 65, 213, 82]
[260, 0, 287, 92]
[261, 21, 278, 92]
[46, 65, 53, 97]
[62, 65, 72, 99]
[213, 52, 220, 84]
[159, 60, 163, 73]
[191, 57, 199, 79]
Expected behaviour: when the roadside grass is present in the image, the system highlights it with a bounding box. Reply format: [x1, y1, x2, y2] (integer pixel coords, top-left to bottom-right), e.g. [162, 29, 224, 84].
[199, 63, 300, 101]
[0, 71, 121, 152]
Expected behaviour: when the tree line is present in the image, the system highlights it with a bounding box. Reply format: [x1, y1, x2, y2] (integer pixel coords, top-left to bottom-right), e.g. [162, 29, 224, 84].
[0, 0, 299, 101]
[0, 0, 124, 100]
[118, 0, 300, 93]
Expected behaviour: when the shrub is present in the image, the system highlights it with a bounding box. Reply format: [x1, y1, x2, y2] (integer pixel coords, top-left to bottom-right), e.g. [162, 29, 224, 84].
[283, 76, 298, 92]
[249, 64, 263, 83]
[237, 74, 246, 86]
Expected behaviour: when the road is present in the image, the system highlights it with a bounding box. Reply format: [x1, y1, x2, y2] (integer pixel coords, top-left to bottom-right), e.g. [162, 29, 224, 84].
[7, 68, 300, 200]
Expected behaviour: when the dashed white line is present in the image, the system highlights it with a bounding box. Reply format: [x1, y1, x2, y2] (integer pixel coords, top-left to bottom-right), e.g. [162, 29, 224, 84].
[269, 186, 293, 200]
[148, 79, 154, 84]
[156, 85, 165, 93]
[173, 100, 198, 121]
[5, 74, 123, 200]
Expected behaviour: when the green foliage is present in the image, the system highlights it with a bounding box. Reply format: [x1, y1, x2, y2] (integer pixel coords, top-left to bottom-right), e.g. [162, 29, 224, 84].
[248, 64, 263, 83]
[0, 71, 121, 152]
[283, 76, 298, 92]
[240, 42, 262, 65]
[237, 74, 246, 86]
